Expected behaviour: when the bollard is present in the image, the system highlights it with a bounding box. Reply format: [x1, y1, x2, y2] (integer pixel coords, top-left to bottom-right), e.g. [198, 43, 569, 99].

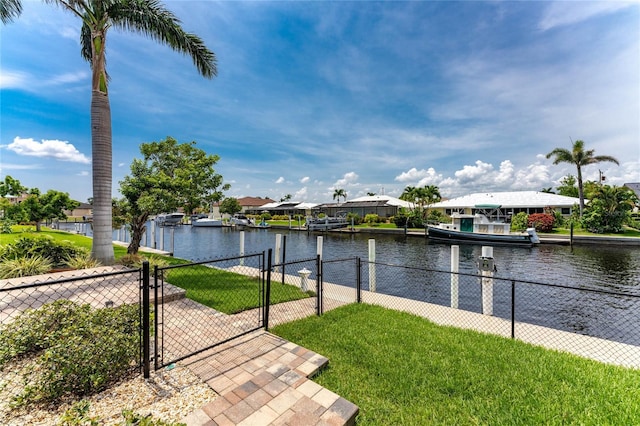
[298, 268, 312, 292]
[239, 231, 245, 266]
[159, 226, 165, 251]
[151, 219, 156, 249]
[274, 234, 282, 273]
[317, 236, 323, 261]
[451, 245, 459, 309]
[369, 239, 376, 292]
[480, 246, 494, 316]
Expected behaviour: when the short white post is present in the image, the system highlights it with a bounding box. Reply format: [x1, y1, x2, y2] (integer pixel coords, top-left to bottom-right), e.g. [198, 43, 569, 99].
[316, 236, 323, 261]
[151, 219, 156, 249]
[481, 246, 494, 316]
[239, 231, 245, 265]
[274, 234, 282, 273]
[159, 226, 165, 251]
[298, 268, 311, 292]
[170, 227, 175, 254]
[369, 239, 376, 292]
[451, 245, 459, 309]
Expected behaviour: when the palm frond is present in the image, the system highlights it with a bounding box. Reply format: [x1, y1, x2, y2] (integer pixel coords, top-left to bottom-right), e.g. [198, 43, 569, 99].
[110, 0, 217, 78]
[0, 0, 23, 24]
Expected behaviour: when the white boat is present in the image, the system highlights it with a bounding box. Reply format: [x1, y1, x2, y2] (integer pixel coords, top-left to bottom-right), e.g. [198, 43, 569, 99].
[427, 213, 539, 247]
[155, 213, 184, 226]
[230, 214, 250, 226]
[192, 217, 223, 227]
[306, 212, 349, 231]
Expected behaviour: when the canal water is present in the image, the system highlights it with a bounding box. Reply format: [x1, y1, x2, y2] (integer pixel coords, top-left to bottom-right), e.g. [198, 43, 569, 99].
[152, 225, 640, 292]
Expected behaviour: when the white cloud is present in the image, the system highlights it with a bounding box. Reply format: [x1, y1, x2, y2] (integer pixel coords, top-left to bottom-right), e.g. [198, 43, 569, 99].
[275, 176, 285, 184]
[538, 2, 634, 32]
[0, 71, 28, 89]
[77, 171, 89, 177]
[395, 167, 432, 182]
[454, 161, 494, 183]
[7, 137, 90, 164]
[294, 187, 308, 200]
[333, 171, 359, 188]
[300, 176, 310, 184]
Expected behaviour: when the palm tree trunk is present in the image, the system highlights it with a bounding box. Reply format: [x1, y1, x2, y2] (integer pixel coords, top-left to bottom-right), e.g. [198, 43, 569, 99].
[577, 165, 585, 218]
[90, 89, 115, 264]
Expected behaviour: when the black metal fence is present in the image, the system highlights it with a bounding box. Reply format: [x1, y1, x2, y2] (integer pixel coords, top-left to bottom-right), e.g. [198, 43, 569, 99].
[153, 253, 267, 370]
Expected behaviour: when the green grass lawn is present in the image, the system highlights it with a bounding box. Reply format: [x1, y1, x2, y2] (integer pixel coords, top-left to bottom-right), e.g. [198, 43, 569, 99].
[272, 304, 640, 425]
[165, 265, 310, 314]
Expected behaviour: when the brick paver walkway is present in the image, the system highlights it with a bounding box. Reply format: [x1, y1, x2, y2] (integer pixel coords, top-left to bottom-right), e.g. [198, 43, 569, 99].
[180, 331, 358, 425]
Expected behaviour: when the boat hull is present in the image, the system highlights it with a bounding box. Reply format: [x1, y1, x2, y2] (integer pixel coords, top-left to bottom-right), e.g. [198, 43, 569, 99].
[427, 226, 533, 247]
[192, 218, 223, 227]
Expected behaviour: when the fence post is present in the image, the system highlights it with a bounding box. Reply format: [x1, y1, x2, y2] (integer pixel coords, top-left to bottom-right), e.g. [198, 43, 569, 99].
[356, 257, 362, 303]
[316, 254, 322, 315]
[153, 265, 160, 371]
[142, 261, 150, 379]
[511, 280, 515, 339]
[265, 249, 272, 331]
[275, 234, 282, 274]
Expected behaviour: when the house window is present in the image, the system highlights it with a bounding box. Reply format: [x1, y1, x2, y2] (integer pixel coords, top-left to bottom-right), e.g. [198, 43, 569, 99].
[561, 208, 570, 215]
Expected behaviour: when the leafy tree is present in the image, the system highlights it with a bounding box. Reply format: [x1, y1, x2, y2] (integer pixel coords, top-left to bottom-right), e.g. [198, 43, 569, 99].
[546, 140, 619, 217]
[510, 212, 529, 232]
[20, 189, 79, 231]
[0, 175, 26, 198]
[581, 185, 638, 233]
[556, 175, 579, 198]
[280, 194, 292, 202]
[1, 1, 216, 265]
[400, 185, 441, 220]
[119, 137, 227, 254]
[220, 197, 242, 216]
[540, 187, 554, 194]
[333, 189, 347, 203]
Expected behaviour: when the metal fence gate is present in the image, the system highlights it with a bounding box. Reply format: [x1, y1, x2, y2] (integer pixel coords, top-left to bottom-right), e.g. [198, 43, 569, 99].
[152, 252, 267, 370]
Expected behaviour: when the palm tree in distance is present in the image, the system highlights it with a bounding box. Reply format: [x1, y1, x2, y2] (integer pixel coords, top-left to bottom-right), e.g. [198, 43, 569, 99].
[333, 188, 347, 204]
[546, 140, 619, 218]
[1, 0, 216, 264]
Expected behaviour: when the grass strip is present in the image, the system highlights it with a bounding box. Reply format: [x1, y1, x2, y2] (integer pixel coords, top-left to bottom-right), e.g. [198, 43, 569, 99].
[272, 303, 640, 425]
[164, 265, 309, 314]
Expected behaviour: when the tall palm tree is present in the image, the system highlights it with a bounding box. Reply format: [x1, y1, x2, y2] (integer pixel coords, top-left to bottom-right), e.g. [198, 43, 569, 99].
[333, 188, 347, 204]
[1, 0, 216, 264]
[546, 140, 619, 218]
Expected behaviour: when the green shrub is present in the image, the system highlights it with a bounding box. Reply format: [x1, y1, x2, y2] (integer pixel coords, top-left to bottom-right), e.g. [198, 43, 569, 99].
[58, 401, 185, 426]
[0, 235, 85, 267]
[1, 220, 14, 234]
[0, 300, 141, 405]
[260, 212, 272, 221]
[510, 212, 529, 232]
[364, 214, 381, 226]
[64, 252, 102, 270]
[0, 255, 53, 278]
[346, 212, 361, 225]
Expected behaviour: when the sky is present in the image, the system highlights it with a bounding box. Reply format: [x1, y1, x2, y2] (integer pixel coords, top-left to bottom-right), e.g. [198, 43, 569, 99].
[1, 1, 639, 204]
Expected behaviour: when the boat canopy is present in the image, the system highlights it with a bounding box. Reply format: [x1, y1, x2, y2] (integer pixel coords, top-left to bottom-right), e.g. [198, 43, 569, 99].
[474, 204, 502, 209]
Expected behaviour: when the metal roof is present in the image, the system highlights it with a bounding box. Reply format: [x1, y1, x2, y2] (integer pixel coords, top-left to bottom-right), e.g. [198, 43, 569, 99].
[346, 195, 413, 208]
[432, 191, 581, 209]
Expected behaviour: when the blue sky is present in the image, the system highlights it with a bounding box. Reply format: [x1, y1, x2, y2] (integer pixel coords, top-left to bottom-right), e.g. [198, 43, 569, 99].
[1, 1, 638, 204]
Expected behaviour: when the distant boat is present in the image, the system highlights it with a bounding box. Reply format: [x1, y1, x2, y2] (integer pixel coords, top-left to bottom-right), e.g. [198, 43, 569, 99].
[230, 214, 250, 227]
[306, 212, 349, 231]
[192, 217, 223, 227]
[427, 213, 539, 247]
[155, 213, 184, 227]
[248, 219, 271, 229]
